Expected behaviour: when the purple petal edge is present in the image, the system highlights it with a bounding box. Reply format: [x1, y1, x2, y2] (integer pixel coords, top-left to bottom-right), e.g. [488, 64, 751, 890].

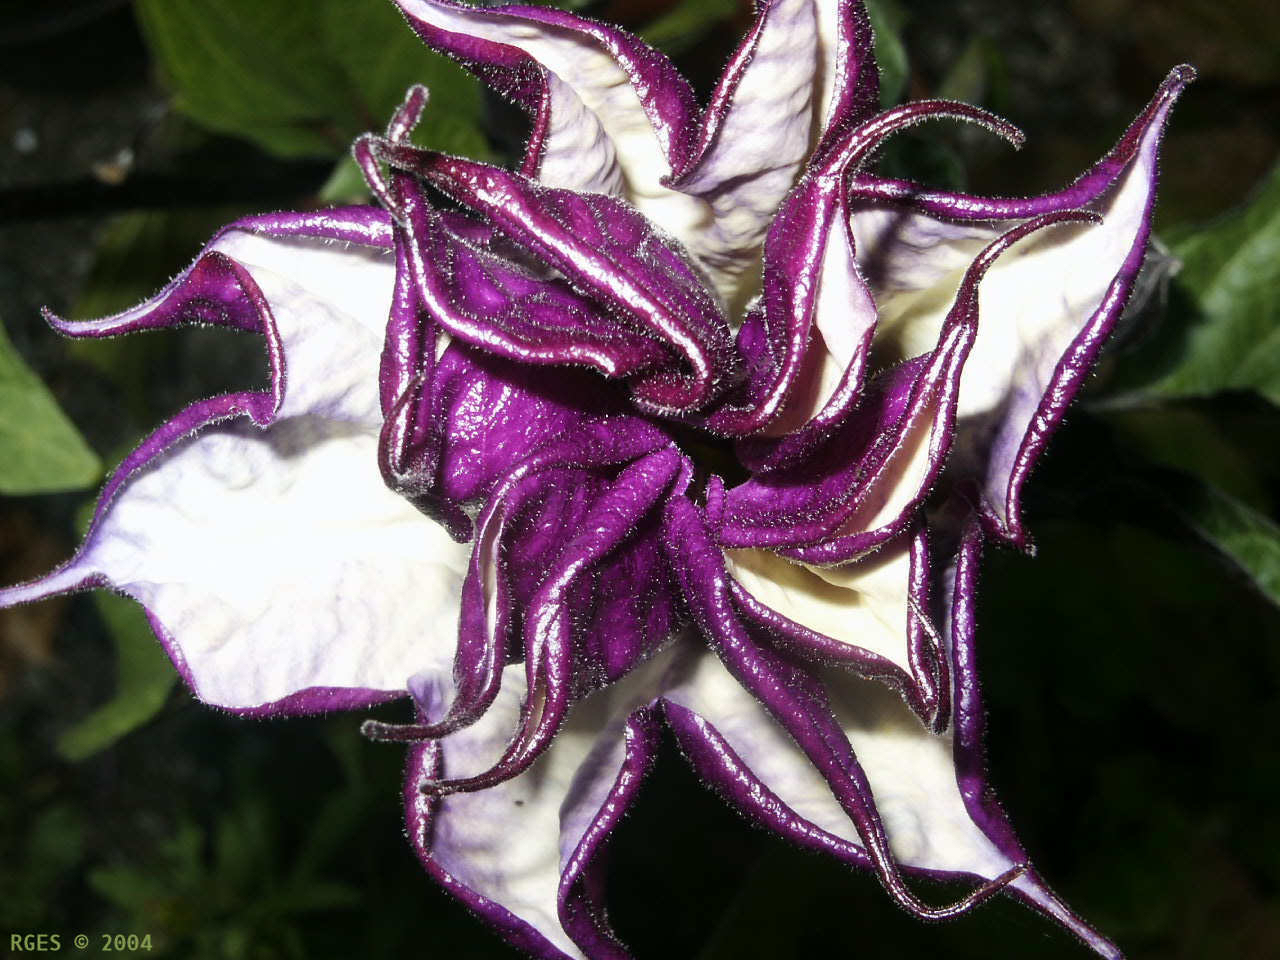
[557, 708, 661, 958]
[405, 741, 577, 960]
[405, 709, 663, 960]
[946, 518, 1123, 959]
[0, 207, 406, 717]
[847, 66, 1194, 222]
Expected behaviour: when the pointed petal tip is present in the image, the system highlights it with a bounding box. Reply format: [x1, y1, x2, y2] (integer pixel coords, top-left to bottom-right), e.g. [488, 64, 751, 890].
[41, 304, 74, 334]
[0, 562, 100, 611]
[1010, 869, 1125, 959]
[1147, 64, 1196, 115]
[387, 83, 431, 143]
[891, 861, 1029, 922]
[835, 99, 1027, 176]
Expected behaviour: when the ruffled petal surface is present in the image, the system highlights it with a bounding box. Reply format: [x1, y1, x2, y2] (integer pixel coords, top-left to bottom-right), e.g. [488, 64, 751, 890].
[385, 148, 734, 413]
[0, 0, 1193, 951]
[405, 647, 680, 959]
[0, 214, 472, 714]
[849, 66, 1193, 545]
[662, 505, 1122, 957]
[394, 0, 882, 309]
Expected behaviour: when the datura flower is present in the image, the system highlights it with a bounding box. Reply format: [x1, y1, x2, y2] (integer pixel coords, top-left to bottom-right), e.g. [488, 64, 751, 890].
[1, 1, 1192, 956]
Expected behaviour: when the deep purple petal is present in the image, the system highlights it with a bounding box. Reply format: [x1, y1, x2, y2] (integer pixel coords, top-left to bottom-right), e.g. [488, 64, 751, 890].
[377, 215, 473, 541]
[429, 345, 647, 508]
[389, 147, 734, 413]
[416, 442, 686, 793]
[393, 171, 675, 385]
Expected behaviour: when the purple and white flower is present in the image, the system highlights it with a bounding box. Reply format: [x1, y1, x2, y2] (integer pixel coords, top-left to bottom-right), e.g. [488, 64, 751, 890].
[1, 1, 1193, 956]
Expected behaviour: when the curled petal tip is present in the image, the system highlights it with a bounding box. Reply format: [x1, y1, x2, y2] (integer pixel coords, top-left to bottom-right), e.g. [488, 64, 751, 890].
[1171, 63, 1198, 85]
[387, 83, 431, 143]
[930, 100, 1027, 150]
[40, 305, 72, 333]
[353, 133, 400, 217]
[837, 99, 1027, 175]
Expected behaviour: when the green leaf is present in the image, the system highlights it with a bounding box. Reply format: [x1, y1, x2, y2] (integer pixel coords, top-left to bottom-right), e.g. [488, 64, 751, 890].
[56, 591, 178, 761]
[0, 321, 101, 494]
[1107, 406, 1280, 607]
[317, 155, 374, 206]
[1177, 479, 1280, 607]
[135, 0, 488, 160]
[866, 0, 909, 106]
[1115, 164, 1280, 406]
[1108, 405, 1271, 511]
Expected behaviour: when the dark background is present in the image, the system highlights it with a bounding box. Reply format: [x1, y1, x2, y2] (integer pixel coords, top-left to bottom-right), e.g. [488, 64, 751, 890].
[1, 1, 1278, 957]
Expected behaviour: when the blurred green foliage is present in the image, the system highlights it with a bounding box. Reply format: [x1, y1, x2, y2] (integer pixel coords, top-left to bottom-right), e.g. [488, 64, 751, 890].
[867, 0, 909, 106]
[640, 0, 740, 56]
[54, 589, 178, 763]
[1118, 164, 1280, 406]
[0, 321, 101, 494]
[133, 0, 490, 163]
[50, 502, 179, 763]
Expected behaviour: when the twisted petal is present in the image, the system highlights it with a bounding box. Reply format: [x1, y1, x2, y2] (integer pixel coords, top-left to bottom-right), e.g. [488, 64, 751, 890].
[849, 66, 1194, 545]
[383, 430, 681, 756]
[376, 212, 472, 539]
[666, 0, 879, 306]
[389, 146, 734, 413]
[720, 210, 1097, 562]
[377, 156, 731, 414]
[662, 497, 1023, 920]
[400, 187, 672, 380]
[706, 98, 1024, 439]
[0, 213, 473, 714]
[724, 523, 949, 728]
[394, 0, 880, 307]
[662, 503, 1121, 958]
[392, 1, 704, 250]
[405, 647, 679, 960]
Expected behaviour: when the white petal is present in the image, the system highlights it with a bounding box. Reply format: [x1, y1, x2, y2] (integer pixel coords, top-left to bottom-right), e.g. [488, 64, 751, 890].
[854, 98, 1173, 535]
[766, 214, 880, 433]
[674, 0, 818, 305]
[92, 422, 467, 709]
[214, 232, 393, 423]
[2, 237, 471, 711]
[663, 646, 1013, 878]
[396, 0, 702, 240]
[423, 645, 676, 958]
[724, 539, 913, 671]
